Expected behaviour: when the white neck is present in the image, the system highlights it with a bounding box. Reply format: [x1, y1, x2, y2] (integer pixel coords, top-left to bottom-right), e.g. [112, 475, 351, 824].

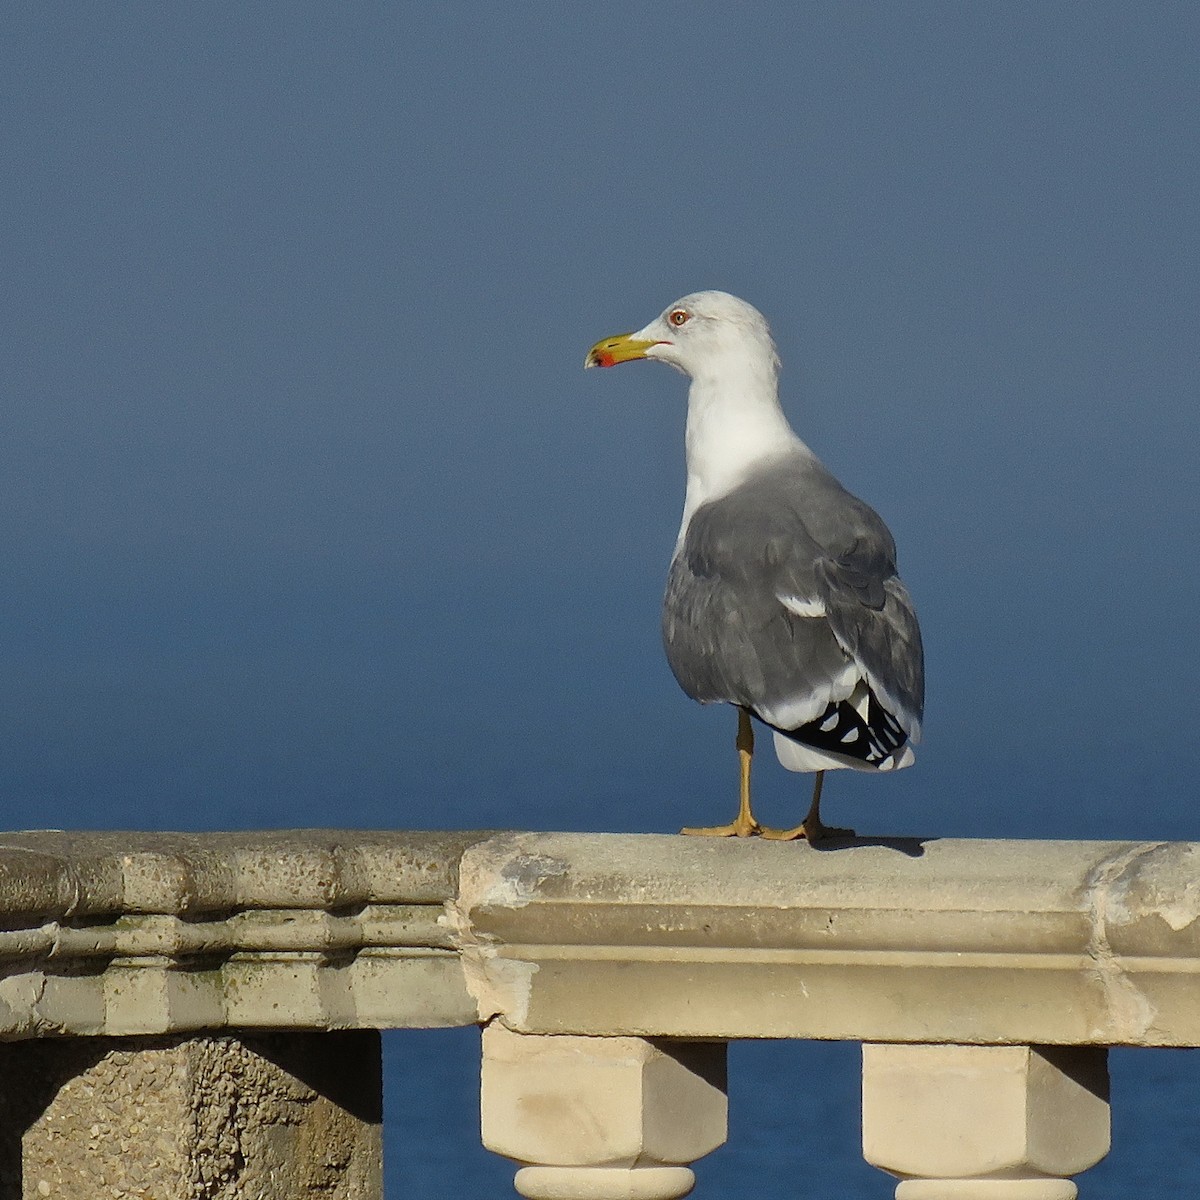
[677, 358, 800, 541]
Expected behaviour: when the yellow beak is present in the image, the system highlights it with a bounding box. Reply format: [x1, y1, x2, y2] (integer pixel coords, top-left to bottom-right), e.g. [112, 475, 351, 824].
[584, 332, 661, 369]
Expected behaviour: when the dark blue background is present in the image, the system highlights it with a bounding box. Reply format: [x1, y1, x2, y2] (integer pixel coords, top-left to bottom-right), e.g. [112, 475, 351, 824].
[3, 5, 1197, 1195]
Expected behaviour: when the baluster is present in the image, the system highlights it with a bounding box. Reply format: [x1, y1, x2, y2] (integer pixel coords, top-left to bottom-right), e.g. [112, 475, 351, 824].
[481, 1025, 727, 1199]
[862, 1044, 1110, 1199]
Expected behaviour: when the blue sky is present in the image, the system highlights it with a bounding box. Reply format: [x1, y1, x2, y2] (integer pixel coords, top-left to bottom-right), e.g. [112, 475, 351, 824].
[2, 3, 1197, 841]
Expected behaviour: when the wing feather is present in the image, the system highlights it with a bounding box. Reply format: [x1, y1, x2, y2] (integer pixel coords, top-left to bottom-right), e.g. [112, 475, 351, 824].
[662, 452, 924, 762]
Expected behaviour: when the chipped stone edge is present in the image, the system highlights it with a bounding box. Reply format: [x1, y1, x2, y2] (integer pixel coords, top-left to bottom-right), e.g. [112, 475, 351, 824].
[439, 833, 576, 1029]
[1081, 841, 1166, 1042]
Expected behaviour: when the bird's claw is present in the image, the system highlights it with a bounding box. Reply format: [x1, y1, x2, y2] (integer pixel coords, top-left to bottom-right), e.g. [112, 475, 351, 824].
[680, 817, 762, 838]
[681, 818, 854, 841]
[760, 820, 855, 843]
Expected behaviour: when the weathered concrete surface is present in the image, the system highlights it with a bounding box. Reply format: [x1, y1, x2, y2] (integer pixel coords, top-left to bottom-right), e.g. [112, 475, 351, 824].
[0, 830, 1198, 1046]
[0, 831, 490, 1038]
[0, 1031, 381, 1199]
[452, 833, 1200, 1046]
[0, 830, 492, 917]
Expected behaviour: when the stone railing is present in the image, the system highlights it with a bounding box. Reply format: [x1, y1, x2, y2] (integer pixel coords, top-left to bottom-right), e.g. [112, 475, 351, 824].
[0, 830, 1196, 1199]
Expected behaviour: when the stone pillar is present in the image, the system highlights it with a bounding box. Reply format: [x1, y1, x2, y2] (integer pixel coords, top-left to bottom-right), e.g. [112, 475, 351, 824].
[862, 1044, 1110, 1200]
[0, 1031, 381, 1199]
[481, 1025, 727, 1200]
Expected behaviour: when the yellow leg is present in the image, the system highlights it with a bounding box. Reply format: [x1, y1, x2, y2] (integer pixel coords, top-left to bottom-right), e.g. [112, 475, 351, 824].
[760, 771, 855, 842]
[681, 709, 763, 837]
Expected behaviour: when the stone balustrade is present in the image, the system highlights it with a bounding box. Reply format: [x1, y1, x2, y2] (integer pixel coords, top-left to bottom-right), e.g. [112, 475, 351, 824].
[0, 829, 1196, 1198]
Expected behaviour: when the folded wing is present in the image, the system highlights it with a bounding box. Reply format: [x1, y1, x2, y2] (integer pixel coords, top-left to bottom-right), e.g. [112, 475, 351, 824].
[662, 453, 924, 773]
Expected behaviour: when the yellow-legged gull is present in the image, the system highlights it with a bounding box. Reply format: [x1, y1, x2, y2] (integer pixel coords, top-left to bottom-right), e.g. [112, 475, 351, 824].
[585, 291, 924, 841]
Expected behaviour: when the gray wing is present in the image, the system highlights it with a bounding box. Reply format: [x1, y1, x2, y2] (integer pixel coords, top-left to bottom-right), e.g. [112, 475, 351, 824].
[662, 454, 923, 740]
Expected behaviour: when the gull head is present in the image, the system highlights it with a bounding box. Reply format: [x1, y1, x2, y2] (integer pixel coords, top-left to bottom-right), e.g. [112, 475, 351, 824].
[585, 290, 780, 382]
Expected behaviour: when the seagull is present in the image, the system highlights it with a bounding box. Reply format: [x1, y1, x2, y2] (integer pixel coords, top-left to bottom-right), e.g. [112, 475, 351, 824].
[585, 291, 923, 841]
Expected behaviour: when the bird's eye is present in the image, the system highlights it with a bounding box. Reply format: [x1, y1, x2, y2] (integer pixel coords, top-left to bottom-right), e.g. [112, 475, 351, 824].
[669, 309, 690, 327]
